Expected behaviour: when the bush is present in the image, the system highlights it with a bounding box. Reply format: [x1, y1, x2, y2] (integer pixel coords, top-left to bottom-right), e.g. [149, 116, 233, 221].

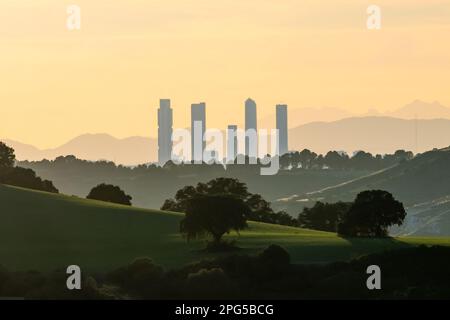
[87, 183, 132, 206]
[298, 201, 352, 232]
[0, 167, 58, 193]
[107, 258, 164, 298]
[185, 268, 237, 299]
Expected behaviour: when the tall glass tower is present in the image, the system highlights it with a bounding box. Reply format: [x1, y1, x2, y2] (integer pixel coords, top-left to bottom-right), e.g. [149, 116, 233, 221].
[276, 104, 288, 156]
[245, 98, 258, 159]
[191, 102, 206, 162]
[157, 99, 173, 165]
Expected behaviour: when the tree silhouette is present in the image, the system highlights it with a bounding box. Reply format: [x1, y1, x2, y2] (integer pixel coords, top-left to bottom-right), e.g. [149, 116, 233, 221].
[0, 142, 15, 169]
[324, 151, 349, 169]
[0, 142, 58, 193]
[87, 183, 132, 206]
[180, 195, 250, 247]
[162, 177, 297, 227]
[298, 201, 352, 232]
[338, 190, 406, 237]
[162, 178, 250, 212]
[299, 149, 317, 169]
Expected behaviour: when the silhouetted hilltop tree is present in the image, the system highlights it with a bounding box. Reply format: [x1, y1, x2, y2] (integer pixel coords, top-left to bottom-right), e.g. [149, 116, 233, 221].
[338, 190, 406, 237]
[180, 194, 250, 250]
[324, 151, 349, 169]
[299, 190, 407, 236]
[0, 142, 15, 169]
[87, 183, 132, 206]
[0, 167, 58, 193]
[350, 151, 377, 170]
[162, 178, 249, 211]
[162, 177, 297, 227]
[279, 148, 413, 171]
[0, 141, 58, 193]
[384, 150, 414, 164]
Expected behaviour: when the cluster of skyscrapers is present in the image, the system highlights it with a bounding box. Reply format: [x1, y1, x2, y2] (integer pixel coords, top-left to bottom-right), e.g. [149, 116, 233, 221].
[157, 98, 288, 165]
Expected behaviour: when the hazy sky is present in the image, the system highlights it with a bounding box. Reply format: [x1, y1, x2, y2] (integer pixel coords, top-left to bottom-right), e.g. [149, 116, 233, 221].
[1, 0, 450, 148]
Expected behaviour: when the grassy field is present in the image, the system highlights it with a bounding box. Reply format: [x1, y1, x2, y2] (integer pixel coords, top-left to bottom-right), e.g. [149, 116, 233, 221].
[1, 184, 449, 272]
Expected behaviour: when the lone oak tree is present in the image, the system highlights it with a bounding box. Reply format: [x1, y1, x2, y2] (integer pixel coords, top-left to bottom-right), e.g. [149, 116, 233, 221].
[180, 195, 250, 247]
[338, 190, 406, 237]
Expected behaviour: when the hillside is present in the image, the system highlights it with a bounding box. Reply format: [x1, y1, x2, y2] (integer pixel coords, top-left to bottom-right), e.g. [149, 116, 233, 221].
[19, 158, 369, 211]
[1, 184, 449, 272]
[276, 148, 450, 236]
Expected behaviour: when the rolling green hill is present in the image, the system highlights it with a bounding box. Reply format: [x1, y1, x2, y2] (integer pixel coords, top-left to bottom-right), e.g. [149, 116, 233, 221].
[1, 184, 449, 272]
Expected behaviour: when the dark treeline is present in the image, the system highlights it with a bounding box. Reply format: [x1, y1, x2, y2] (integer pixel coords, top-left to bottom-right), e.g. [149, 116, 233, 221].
[1, 245, 449, 299]
[280, 149, 414, 170]
[0, 142, 58, 193]
[19, 149, 414, 174]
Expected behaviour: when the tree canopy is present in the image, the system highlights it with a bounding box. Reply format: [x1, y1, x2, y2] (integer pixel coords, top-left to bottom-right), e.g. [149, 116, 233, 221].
[87, 183, 132, 206]
[338, 190, 406, 237]
[0, 142, 58, 193]
[162, 177, 297, 227]
[180, 194, 250, 247]
[0, 142, 15, 169]
[298, 201, 352, 232]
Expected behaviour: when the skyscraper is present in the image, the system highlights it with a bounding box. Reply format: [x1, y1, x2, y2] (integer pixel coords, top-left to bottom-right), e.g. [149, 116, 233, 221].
[245, 98, 257, 159]
[191, 102, 206, 162]
[157, 99, 173, 165]
[227, 125, 238, 163]
[276, 104, 288, 156]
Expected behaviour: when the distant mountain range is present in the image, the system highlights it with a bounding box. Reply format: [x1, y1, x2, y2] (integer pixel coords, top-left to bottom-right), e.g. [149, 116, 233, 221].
[289, 117, 450, 155]
[3, 100, 450, 165]
[275, 147, 450, 236]
[387, 100, 450, 120]
[2, 134, 157, 166]
[260, 100, 450, 129]
[259, 106, 353, 129]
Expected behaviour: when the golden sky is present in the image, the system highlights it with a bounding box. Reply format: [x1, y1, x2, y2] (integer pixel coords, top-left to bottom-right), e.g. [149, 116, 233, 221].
[1, 0, 450, 148]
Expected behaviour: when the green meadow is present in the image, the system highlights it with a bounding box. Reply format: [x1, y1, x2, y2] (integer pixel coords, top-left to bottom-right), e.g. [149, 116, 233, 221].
[1, 184, 449, 272]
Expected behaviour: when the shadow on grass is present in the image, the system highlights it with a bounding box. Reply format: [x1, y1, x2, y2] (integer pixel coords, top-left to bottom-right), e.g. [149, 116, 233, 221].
[279, 235, 417, 265]
[338, 235, 414, 260]
[191, 240, 243, 255]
